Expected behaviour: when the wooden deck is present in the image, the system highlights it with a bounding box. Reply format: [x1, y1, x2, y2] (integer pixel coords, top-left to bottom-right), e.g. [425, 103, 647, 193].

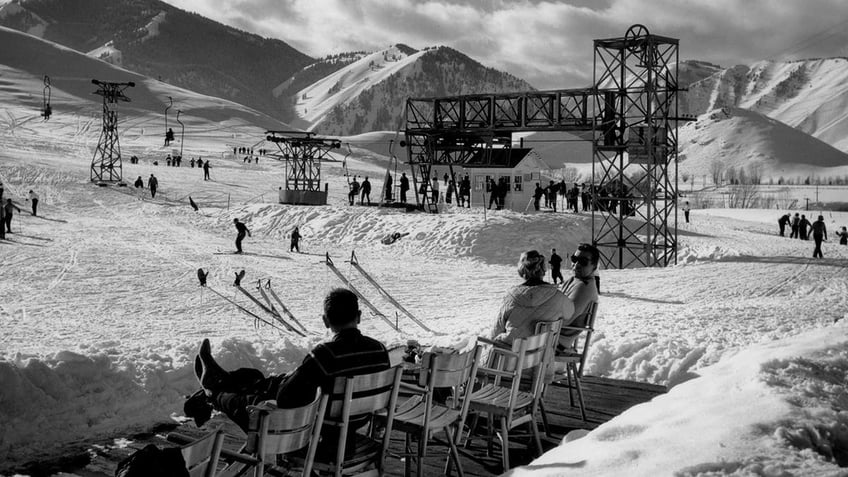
[15, 376, 665, 477]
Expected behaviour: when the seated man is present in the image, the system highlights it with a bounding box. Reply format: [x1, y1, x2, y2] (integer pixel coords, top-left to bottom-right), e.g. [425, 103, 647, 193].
[558, 243, 601, 351]
[195, 288, 390, 432]
[489, 250, 573, 346]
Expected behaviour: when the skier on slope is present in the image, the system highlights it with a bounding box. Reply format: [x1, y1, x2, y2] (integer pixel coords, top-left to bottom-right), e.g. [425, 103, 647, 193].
[290, 226, 302, 253]
[4, 198, 22, 233]
[233, 218, 251, 254]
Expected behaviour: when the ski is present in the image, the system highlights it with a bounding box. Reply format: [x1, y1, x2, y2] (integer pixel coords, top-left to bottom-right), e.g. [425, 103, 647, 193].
[235, 285, 305, 337]
[263, 281, 308, 333]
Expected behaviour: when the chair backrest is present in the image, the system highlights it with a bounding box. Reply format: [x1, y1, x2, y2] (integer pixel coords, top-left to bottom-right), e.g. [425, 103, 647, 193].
[244, 389, 327, 477]
[181, 428, 224, 477]
[534, 318, 564, 383]
[325, 366, 403, 476]
[558, 301, 598, 377]
[575, 302, 598, 376]
[418, 345, 482, 422]
[483, 331, 551, 413]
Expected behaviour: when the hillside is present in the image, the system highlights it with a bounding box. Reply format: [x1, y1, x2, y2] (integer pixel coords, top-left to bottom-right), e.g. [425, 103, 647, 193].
[293, 45, 535, 135]
[0, 0, 313, 121]
[683, 58, 848, 152]
[679, 107, 848, 182]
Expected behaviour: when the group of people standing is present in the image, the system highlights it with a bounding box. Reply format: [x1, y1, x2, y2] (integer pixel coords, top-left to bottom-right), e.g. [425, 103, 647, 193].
[0, 182, 39, 240]
[778, 212, 841, 258]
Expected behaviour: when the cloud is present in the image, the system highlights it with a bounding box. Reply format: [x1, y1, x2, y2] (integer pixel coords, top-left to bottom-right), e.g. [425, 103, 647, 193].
[162, 0, 848, 88]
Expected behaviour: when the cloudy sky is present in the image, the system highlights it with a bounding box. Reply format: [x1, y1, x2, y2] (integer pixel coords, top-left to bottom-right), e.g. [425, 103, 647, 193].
[162, 0, 848, 89]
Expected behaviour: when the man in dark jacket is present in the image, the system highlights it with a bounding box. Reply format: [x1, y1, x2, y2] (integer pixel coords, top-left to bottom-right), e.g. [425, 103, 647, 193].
[778, 213, 790, 237]
[147, 174, 158, 199]
[549, 248, 564, 284]
[4, 198, 21, 233]
[811, 215, 828, 258]
[399, 173, 409, 204]
[233, 218, 250, 253]
[360, 177, 372, 205]
[196, 288, 390, 432]
[533, 183, 544, 211]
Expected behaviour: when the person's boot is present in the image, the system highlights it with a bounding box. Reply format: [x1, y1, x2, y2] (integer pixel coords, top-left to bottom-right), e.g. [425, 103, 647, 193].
[197, 339, 227, 393]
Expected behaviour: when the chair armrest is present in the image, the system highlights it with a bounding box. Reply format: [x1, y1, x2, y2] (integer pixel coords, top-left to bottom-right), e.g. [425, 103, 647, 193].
[166, 432, 194, 445]
[475, 365, 515, 379]
[219, 447, 261, 466]
[400, 381, 426, 394]
[561, 325, 593, 333]
[246, 401, 277, 413]
[476, 336, 510, 349]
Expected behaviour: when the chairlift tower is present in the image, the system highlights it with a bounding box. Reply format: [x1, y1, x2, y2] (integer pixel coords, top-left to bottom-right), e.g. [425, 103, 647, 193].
[266, 131, 340, 205]
[592, 24, 682, 268]
[90, 79, 134, 183]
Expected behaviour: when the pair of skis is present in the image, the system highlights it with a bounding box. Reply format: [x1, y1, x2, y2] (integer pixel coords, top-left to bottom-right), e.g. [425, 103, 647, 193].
[197, 268, 308, 336]
[235, 280, 308, 337]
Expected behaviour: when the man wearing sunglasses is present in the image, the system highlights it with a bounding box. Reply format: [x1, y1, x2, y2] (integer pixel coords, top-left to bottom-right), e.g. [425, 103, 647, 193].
[559, 243, 600, 350]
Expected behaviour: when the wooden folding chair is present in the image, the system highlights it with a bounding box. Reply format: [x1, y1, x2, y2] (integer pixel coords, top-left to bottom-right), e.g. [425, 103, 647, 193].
[390, 346, 482, 477]
[549, 302, 598, 422]
[169, 389, 327, 477]
[464, 331, 551, 471]
[304, 366, 403, 477]
[533, 318, 565, 437]
[180, 428, 225, 477]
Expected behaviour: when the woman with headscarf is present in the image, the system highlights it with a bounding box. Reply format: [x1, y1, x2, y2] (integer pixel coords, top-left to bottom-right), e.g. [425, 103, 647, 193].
[489, 250, 574, 346]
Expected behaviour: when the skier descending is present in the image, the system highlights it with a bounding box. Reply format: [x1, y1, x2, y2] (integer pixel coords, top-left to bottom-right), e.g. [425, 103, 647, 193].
[233, 218, 251, 254]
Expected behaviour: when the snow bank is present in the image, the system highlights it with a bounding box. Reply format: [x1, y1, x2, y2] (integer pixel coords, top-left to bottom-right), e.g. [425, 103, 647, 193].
[508, 321, 848, 476]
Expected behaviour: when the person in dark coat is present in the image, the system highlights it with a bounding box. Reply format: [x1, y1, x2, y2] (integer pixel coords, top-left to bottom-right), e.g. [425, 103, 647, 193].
[790, 213, 800, 238]
[203, 160, 211, 181]
[4, 198, 22, 233]
[533, 183, 544, 211]
[233, 218, 251, 254]
[194, 288, 390, 433]
[384, 174, 393, 202]
[799, 214, 811, 240]
[549, 248, 564, 284]
[778, 213, 790, 237]
[360, 177, 371, 205]
[810, 215, 827, 259]
[27, 190, 39, 216]
[134, 176, 144, 189]
[147, 174, 158, 198]
[399, 173, 409, 204]
[290, 226, 302, 253]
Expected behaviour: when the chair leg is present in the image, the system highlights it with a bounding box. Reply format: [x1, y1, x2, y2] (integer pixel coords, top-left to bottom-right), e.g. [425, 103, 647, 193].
[529, 415, 544, 457]
[444, 426, 465, 477]
[571, 364, 588, 422]
[486, 414, 495, 457]
[462, 412, 480, 448]
[417, 429, 427, 477]
[566, 367, 575, 407]
[539, 399, 552, 438]
[499, 417, 510, 471]
[405, 432, 413, 477]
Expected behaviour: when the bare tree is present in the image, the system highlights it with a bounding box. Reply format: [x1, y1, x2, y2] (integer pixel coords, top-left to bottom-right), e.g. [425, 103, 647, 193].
[747, 164, 763, 185]
[559, 166, 581, 184]
[709, 160, 724, 186]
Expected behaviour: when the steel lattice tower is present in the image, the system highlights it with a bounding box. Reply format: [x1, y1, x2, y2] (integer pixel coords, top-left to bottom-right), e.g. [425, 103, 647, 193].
[592, 25, 681, 268]
[266, 131, 340, 205]
[90, 80, 134, 183]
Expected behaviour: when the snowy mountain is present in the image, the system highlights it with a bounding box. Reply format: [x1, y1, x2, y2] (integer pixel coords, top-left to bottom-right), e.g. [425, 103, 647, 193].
[679, 107, 848, 183]
[0, 0, 313, 121]
[683, 58, 848, 152]
[287, 45, 535, 135]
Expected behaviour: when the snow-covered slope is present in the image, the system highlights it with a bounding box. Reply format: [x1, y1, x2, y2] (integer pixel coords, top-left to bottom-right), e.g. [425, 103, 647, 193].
[685, 58, 848, 152]
[679, 107, 848, 181]
[295, 45, 426, 128]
